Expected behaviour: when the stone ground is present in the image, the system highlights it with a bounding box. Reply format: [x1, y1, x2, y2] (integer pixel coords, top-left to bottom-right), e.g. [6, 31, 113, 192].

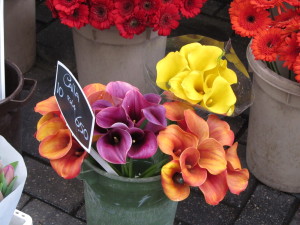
[9, 0, 300, 224]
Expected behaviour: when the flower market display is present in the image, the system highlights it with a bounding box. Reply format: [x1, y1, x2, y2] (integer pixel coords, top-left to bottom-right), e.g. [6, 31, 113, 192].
[45, 0, 208, 38]
[229, 0, 300, 81]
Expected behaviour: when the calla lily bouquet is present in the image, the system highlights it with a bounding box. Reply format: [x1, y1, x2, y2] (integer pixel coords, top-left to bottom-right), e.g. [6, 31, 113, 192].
[34, 79, 249, 205]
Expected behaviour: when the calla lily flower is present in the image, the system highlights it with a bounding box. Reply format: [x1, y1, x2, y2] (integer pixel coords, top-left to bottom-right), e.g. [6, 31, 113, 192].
[199, 142, 249, 205]
[50, 141, 87, 179]
[157, 124, 198, 160]
[39, 129, 73, 160]
[179, 147, 207, 186]
[34, 96, 60, 115]
[161, 160, 190, 201]
[96, 106, 132, 128]
[96, 127, 132, 164]
[106, 81, 139, 99]
[127, 128, 158, 159]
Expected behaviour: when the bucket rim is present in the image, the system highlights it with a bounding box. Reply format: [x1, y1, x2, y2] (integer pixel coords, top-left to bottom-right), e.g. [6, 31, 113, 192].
[246, 43, 300, 96]
[0, 60, 24, 104]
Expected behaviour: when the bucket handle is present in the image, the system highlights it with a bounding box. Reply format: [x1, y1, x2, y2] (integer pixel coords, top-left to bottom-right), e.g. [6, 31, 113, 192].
[11, 78, 37, 106]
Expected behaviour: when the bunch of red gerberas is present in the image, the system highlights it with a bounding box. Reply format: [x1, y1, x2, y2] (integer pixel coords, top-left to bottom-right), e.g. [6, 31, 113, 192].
[229, 0, 300, 81]
[45, 0, 207, 39]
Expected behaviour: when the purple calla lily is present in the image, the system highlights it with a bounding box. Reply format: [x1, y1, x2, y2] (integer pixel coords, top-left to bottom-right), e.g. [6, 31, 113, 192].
[96, 128, 132, 164]
[96, 106, 133, 128]
[127, 128, 158, 159]
[106, 81, 139, 99]
[144, 93, 161, 104]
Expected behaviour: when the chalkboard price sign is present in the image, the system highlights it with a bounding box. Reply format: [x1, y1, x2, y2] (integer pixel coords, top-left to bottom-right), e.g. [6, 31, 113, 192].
[54, 61, 95, 152]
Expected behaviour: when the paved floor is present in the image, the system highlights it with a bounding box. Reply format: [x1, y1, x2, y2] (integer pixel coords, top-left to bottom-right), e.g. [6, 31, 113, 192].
[6, 0, 300, 224]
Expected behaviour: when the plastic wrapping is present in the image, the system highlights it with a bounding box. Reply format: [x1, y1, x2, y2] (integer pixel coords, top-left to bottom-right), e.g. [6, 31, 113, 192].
[78, 157, 178, 225]
[147, 35, 253, 117]
[0, 136, 27, 225]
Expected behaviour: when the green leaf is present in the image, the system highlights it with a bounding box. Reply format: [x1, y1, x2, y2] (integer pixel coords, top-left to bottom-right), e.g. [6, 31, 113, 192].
[0, 172, 7, 193]
[4, 176, 17, 197]
[10, 161, 18, 170]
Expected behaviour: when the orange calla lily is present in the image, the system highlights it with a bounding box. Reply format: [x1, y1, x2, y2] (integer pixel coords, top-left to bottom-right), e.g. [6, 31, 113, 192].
[157, 124, 198, 160]
[199, 171, 228, 205]
[198, 138, 227, 175]
[207, 114, 234, 146]
[50, 141, 87, 179]
[225, 143, 249, 194]
[39, 129, 73, 160]
[36, 116, 67, 141]
[161, 160, 190, 201]
[83, 83, 106, 98]
[179, 147, 207, 186]
[34, 96, 60, 115]
[184, 109, 209, 144]
[37, 112, 56, 130]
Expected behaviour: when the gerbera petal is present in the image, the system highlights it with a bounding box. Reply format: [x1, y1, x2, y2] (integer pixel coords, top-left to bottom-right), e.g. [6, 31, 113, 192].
[50, 141, 87, 179]
[161, 160, 190, 201]
[36, 117, 67, 141]
[157, 124, 198, 159]
[96, 128, 132, 164]
[198, 138, 227, 175]
[184, 109, 209, 144]
[199, 172, 228, 205]
[34, 96, 60, 115]
[39, 129, 72, 160]
[127, 129, 158, 159]
[180, 147, 207, 186]
[156, 51, 189, 90]
[207, 114, 234, 146]
[226, 162, 249, 195]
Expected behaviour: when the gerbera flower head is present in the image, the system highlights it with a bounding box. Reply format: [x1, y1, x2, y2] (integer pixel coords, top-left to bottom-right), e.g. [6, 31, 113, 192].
[45, 0, 59, 18]
[279, 33, 300, 70]
[251, 28, 283, 62]
[250, 0, 284, 10]
[152, 3, 180, 36]
[115, 10, 147, 38]
[53, 0, 85, 15]
[274, 8, 299, 30]
[229, 0, 272, 38]
[58, 4, 89, 29]
[114, 0, 136, 17]
[137, 0, 162, 16]
[89, 0, 115, 30]
[179, 0, 207, 19]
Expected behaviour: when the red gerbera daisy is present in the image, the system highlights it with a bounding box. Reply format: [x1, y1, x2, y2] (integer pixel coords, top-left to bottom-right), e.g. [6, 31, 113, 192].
[250, 0, 284, 10]
[58, 4, 89, 29]
[114, 0, 135, 17]
[251, 28, 283, 62]
[45, 0, 59, 18]
[53, 0, 85, 15]
[285, 0, 300, 7]
[279, 33, 300, 70]
[137, 0, 162, 15]
[161, 0, 181, 7]
[115, 10, 147, 38]
[179, 0, 207, 19]
[89, 0, 114, 30]
[153, 3, 180, 36]
[229, 0, 272, 38]
[274, 8, 299, 29]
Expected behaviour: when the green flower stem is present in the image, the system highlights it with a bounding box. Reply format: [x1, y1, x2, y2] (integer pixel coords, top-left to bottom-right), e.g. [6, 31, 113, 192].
[128, 158, 133, 178]
[139, 158, 170, 178]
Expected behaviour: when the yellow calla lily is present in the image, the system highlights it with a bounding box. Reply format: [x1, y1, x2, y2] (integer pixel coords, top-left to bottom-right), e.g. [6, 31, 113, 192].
[168, 71, 190, 101]
[202, 76, 236, 115]
[181, 70, 205, 104]
[156, 51, 189, 90]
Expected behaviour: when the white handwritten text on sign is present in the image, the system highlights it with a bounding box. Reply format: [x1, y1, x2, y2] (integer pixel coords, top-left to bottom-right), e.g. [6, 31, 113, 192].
[54, 61, 94, 152]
